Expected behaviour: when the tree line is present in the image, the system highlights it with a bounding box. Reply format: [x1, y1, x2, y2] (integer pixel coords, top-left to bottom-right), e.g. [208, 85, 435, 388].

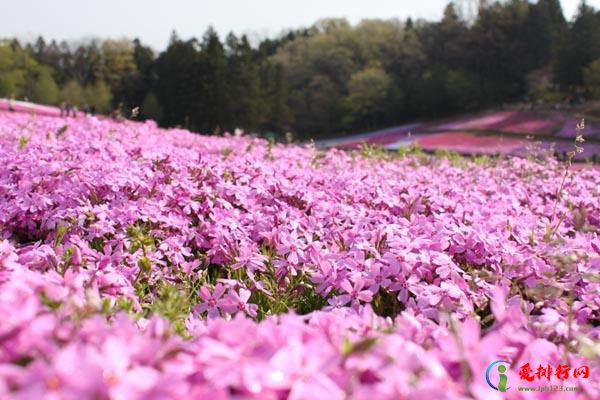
[1, 0, 600, 139]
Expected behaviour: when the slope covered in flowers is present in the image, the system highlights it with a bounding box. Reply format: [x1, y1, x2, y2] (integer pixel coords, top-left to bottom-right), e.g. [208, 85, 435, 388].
[0, 112, 599, 399]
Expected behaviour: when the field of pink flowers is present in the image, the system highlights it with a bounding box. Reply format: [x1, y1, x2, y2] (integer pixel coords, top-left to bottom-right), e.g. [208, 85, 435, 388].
[1, 112, 599, 399]
[320, 110, 600, 162]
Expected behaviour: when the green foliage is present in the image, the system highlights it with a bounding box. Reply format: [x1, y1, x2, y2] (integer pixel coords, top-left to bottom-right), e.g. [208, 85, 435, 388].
[554, 2, 600, 87]
[55, 125, 69, 138]
[358, 142, 390, 161]
[18, 136, 29, 149]
[371, 289, 404, 317]
[263, 63, 294, 132]
[60, 79, 112, 113]
[272, 18, 411, 136]
[89, 237, 105, 252]
[60, 80, 86, 106]
[473, 154, 492, 166]
[0, 70, 23, 98]
[39, 292, 61, 310]
[290, 281, 328, 315]
[141, 91, 163, 121]
[343, 64, 392, 127]
[99, 40, 138, 87]
[220, 147, 233, 158]
[583, 59, 600, 99]
[396, 142, 425, 158]
[84, 80, 112, 113]
[0, 41, 60, 102]
[225, 34, 264, 131]
[433, 148, 466, 166]
[126, 223, 156, 256]
[265, 136, 275, 160]
[341, 336, 379, 356]
[53, 223, 69, 247]
[143, 283, 191, 337]
[31, 66, 59, 104]
[445, 69, 479, 110]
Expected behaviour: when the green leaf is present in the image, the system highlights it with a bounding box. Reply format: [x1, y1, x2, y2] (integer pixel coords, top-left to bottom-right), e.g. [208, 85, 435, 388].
[341, 336, 378, 356]
[39, 292, 61, 310]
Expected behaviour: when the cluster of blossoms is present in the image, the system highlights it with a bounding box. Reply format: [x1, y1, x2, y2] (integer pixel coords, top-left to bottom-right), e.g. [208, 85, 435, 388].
[0, 112, 599, 399]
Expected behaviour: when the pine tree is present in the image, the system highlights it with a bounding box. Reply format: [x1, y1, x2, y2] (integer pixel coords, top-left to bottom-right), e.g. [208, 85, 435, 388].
[197, 27, 228, 133]
[554, 2, 600, 87]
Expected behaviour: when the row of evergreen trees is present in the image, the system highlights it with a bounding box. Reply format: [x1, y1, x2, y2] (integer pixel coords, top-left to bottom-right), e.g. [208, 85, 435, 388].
[1, 0, 600, 139]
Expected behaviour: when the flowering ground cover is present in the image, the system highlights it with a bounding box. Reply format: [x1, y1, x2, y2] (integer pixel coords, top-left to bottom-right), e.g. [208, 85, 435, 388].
[320, 111, 600, 162]
[556, 118, 600, 139]
[1, 111, 599, 399]
[433, 111, 517, 131]
[413, 132, 529, 155]
[419, 111, 596, 138]
[317, 122, 423, 149]
[0, 99, 77, 118]
[495, 116, 562, 136]
[512, 141, 600, 163]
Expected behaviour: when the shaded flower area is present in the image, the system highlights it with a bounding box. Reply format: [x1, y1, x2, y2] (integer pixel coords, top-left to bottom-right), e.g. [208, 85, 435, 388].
[0, 112, 599, 399]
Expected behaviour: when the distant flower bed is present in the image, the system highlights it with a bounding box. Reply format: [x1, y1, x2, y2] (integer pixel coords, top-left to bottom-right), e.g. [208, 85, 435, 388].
[0, 99, 65, 117]
[0, 112, 599, 399]
[324, 111, 600, 162]
[415, 131, 529, 154]
[434, 111, 516, 131]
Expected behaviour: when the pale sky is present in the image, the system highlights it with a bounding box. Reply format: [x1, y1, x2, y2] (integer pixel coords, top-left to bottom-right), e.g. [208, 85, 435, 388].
[0, 0, 597, 50]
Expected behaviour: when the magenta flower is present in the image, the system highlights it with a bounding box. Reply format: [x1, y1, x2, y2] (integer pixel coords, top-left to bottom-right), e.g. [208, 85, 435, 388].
[391, 273, 420, 304]
[339, 278, 373, 308]
[231, 251, 268, 275]
[222, 288, 258, 317]
[365, 261, 392, 292]
[195, 284, 228, 318]
[326, 294, 351, 309]
[277, 233, 305, 265]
